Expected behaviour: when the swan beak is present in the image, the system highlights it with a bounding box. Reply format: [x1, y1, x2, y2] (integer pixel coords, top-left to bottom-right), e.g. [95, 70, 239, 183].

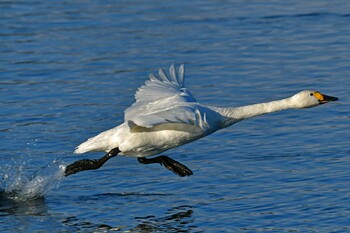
[314, 92, 339, 104]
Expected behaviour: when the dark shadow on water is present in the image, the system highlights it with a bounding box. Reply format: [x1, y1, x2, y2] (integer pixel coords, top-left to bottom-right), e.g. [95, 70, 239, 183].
[131, 205, 199, 233]
[61, 202, 200, 232]
[0, 189, 47, 216]
[0, 189, 69, 232]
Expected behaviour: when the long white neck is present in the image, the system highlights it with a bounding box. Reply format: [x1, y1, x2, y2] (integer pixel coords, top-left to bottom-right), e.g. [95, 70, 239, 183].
[214, 97, 298, 128]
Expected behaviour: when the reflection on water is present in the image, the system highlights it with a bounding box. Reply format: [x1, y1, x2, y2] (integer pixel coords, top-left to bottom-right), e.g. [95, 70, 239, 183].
[0, 191, 47, 216]
[61, 202, 197, 233]
[0, 191, 71, 232]
[132, 205, 195, 233]
[1, 191, 196, 232]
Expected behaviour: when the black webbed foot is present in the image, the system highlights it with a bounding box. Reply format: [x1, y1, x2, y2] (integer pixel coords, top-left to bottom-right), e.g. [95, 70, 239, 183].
[138, 155, 193, 177]
[64, 159, 100, 176]
[65, 148, 120, 177]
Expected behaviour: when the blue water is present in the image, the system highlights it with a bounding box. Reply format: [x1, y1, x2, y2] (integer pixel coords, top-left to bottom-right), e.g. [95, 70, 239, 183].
[1, 1, 349, 232]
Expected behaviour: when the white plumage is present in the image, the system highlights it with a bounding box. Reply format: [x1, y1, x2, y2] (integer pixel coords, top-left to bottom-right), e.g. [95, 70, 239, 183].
[75, 64, 224, 157]
[67, 64, 338, 177]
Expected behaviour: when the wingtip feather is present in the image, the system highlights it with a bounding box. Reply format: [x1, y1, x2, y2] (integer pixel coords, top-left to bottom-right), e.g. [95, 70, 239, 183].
[179, 64, 185, 86]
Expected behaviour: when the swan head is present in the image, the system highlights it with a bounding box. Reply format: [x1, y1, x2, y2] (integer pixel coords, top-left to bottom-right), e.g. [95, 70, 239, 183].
[291, 90, 338, 108]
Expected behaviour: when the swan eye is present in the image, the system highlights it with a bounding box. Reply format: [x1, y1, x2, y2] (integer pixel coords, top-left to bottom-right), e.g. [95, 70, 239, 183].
[310, 93, 314, 96]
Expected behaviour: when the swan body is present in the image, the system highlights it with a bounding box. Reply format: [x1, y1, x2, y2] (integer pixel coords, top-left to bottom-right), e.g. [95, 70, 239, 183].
[67, 64, 338, 177]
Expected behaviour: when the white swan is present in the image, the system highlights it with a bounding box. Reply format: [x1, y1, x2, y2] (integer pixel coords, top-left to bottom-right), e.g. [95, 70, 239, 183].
[65, 64, 338, 177]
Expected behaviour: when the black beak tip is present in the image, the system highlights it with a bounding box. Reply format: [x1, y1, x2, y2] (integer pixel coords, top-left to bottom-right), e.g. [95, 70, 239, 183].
[328, 96, 339, 102]
[323, 95, 339, 103]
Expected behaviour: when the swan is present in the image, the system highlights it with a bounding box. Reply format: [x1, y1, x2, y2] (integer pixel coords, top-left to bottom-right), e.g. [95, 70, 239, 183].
[64, 64, 338, 177]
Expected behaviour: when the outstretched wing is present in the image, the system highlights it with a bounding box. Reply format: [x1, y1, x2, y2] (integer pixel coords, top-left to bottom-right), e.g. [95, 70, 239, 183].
[128, 64, 195, 106]
[124, 64, 210, 131]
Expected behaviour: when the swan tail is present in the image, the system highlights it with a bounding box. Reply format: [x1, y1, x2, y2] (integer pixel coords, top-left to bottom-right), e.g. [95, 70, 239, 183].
[74, 131, 114, 154]
[74, 139, 98, 154]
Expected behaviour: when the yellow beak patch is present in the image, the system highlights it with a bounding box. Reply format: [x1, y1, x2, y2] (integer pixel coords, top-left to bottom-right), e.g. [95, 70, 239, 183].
[313, 91, 339, 104]
[313, 92, 324, 101]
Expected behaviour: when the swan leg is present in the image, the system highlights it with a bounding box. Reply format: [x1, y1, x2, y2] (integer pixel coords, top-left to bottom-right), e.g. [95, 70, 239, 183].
[64, 148, 120, 176]
[138, 156, 193, 177]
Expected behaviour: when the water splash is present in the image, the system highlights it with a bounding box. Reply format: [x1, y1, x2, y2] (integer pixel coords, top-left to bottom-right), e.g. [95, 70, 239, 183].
[1, 160, 66, 201]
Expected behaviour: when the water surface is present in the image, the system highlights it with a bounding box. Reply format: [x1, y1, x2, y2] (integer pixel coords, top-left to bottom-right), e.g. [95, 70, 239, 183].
[1, 1, 349, 232]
